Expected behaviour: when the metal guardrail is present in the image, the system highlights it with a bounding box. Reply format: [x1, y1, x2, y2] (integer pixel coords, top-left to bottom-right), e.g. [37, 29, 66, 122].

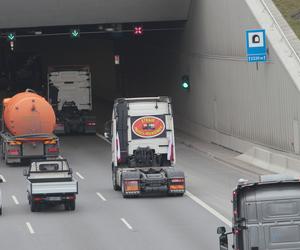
[259, 0, 300, 64]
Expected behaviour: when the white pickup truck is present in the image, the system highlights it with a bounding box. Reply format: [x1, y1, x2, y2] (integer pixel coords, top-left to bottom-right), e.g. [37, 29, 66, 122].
[24, 159, 78, 212]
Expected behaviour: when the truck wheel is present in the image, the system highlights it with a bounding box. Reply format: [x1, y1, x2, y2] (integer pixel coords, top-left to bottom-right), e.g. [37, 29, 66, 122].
[69, 200, 75, 211]
[64, 202, 70, 211]
[112, 165, 120, 191]
[0, 207, 2, 215]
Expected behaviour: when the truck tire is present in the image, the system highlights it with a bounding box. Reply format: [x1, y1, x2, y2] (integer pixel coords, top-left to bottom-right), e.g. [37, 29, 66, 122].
[69, 200, 75, 211]
[0, 207, 2, 215]
[112, 164, 120, 191]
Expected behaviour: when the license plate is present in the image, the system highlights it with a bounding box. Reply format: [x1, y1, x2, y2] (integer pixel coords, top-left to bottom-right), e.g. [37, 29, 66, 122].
[48, 197, 61, 201]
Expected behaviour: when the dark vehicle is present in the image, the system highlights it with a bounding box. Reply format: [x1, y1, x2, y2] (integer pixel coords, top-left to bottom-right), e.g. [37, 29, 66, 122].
[217, 174, 300, 250]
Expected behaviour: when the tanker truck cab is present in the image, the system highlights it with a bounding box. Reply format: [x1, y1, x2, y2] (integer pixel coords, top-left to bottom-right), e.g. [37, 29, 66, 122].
[217, 175, 300, 250]
[24, 158, 78, 212]
[106, 97, 185, 198]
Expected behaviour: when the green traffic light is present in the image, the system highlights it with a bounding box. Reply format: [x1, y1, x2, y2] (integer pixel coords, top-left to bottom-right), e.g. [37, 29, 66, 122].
[70, 29, 80, 39]
[182, 82, 189, 89]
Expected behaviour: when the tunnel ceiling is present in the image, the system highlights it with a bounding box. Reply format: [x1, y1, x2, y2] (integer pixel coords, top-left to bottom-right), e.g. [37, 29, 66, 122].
[0, 0, 191, 29]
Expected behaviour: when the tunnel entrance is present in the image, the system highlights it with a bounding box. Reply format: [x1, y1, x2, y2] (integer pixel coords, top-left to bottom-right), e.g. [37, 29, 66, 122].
[0, 22, 185, 131]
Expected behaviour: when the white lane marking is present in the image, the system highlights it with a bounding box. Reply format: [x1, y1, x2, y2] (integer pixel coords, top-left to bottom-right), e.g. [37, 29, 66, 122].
[96, 192, 107, 201]
[76, 172, 85, 180]
[11, 195, 19, 205]
[26, 222, 35, 234]
[120, 218, 133, 230]
[96, 133, 111, 144]
[186, 191, 232, 227]
[0, 175, 6, 182]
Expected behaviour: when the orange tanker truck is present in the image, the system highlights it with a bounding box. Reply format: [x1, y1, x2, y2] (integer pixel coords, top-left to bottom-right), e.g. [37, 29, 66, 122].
[1, 89, 59, 164]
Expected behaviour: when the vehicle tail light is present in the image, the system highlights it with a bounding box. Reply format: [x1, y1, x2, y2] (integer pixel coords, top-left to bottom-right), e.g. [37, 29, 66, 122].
[47, 147, 59, 153]
[125, 180, 139, 192]
[86, 121, 96, 126]
[169, 184, 185, 191]
[169, 178, 185, 191]
[7, 149, 20, 155]
[171, 178, 185, 183]
[66, 195, 75, 200]
[34, 197, 42, 201]
[45, 140, 57, 145]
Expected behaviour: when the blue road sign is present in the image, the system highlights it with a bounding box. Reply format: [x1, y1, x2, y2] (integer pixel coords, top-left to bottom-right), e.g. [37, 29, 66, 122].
[246, 29, 267, 62]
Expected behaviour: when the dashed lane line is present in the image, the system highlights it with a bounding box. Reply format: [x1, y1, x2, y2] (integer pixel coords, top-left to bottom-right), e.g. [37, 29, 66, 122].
[76, 172, 85, 180]
[11, 195, 19, 205]
[96, 192, 107, 201]
[26, 222, 35, 234]
[120, 218, 133, 231]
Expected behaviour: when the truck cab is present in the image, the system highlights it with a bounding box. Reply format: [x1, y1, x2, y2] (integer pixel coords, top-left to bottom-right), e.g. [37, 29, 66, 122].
[105, 97, 185, 198]
[217, 174, 300, 250]
[24, 158, 78, 212]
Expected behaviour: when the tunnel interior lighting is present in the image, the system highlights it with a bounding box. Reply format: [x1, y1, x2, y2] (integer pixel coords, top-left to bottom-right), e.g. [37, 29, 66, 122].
[70, 29, 80, 39]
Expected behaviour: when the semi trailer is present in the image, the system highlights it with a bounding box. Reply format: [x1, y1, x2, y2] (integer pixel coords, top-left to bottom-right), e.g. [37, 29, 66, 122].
[105, 96, 185, 198]
[0, 89, 59, 164]
[217, 174, 300, 250]
[24, 158, 78, 212]
[48, 65, 96, 134]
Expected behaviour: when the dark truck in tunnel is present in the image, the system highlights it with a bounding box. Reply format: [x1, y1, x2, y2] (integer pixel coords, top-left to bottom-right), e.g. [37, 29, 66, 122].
[217, 174, 300, 250]
[48, 65, 96, 134]
[105, 96, 185, 198]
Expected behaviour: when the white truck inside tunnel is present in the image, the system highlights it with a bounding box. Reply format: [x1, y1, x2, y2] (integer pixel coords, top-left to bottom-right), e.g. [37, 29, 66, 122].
[0, 0, 299, 159]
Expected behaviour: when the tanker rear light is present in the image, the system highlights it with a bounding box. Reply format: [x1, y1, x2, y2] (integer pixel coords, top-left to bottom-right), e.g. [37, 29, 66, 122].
[44, 140, 57, 145]
[47, 147, 59, 153]
[7, 149, 20, 155]
[8, 141, 21, 146]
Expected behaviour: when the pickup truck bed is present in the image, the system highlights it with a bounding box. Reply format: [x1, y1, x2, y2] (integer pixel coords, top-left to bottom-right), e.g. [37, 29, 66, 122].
[28, 180, 78, 195]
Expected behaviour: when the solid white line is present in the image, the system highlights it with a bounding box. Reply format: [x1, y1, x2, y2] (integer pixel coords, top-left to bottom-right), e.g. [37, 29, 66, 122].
[120, 218, 133, 230]
[0, 175, 6, 182]
[26, 222, 35, 234]
[186, 191, 232, 227]
[12, 195, 19, 205]
[76, 172, 85, 180]
[96, 192, 107, 201]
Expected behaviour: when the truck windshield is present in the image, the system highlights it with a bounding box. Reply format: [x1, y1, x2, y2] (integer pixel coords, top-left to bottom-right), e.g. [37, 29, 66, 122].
[39, 164, 59, 171]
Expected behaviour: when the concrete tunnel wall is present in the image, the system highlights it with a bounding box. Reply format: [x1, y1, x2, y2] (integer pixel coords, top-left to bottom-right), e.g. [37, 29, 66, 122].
[168, 0, 300, 154]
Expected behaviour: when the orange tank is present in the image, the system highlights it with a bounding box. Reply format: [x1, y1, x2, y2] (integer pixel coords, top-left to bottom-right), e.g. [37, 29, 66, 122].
[3, 91, 56, 136]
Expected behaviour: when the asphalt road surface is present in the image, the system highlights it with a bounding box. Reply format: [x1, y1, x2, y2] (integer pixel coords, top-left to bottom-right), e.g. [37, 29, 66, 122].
[0, 135, 261, 250]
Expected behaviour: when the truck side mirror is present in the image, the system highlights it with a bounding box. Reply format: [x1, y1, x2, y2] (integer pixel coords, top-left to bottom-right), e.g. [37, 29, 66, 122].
[23, 169, 28, 177]
[104, 120, 112, 141]
[217, 226, 226, 235]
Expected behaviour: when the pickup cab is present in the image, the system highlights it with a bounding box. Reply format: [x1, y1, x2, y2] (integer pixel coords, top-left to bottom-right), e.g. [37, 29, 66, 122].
[24, 159, 78, 212]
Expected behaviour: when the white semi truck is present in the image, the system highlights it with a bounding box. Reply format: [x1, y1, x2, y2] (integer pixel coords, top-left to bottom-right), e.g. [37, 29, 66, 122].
[24, 159, 78, 212]
[217, 174, 300, 250]
[48, 65, 96, 134]
[105, 96, 185, 198]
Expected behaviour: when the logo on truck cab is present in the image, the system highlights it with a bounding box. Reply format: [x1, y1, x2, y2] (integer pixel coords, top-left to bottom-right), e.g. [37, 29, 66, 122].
[131, 116, 166, 139]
